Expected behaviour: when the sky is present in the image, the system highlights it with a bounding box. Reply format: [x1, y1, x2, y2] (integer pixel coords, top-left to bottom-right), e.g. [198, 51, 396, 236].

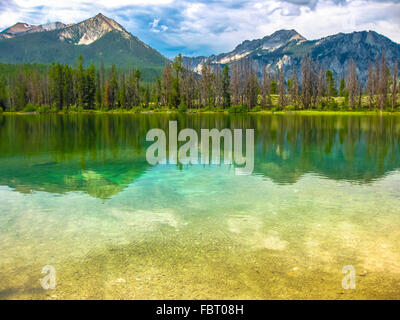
[0, 0, 399, 58]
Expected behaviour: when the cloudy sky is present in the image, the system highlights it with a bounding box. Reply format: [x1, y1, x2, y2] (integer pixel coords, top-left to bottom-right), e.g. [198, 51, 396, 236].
[0, 0, 399, 57]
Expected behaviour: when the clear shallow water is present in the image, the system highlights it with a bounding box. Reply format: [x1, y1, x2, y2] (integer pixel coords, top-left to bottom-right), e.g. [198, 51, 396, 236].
[0, 113, 399, 299]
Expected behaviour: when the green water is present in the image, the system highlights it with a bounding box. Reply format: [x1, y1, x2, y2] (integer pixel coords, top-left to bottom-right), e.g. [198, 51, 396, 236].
[0, 113, 399, 299]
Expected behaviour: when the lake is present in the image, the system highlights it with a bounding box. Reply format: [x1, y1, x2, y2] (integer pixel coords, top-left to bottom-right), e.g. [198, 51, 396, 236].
[0, 113, 399, 299]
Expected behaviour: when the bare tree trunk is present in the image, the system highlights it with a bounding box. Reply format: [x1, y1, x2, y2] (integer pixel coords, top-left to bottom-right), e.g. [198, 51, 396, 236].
[366, 62, 375, 109]
[291, 64, 299, 107]
[301, 56, 312, 109]
[230, 63, 240, 106]
[316, 64, 326, 108]
[261, 67, 272, 109]
[378, 53, 388, 111]
[278, 67, 286, 108]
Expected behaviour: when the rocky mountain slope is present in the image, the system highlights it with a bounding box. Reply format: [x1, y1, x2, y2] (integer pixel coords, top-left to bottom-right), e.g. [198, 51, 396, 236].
[58, 13, 131, 45]
[183, 29, 400, 82]
[0, 13, 167, 79]
[0, 22, 66, 39]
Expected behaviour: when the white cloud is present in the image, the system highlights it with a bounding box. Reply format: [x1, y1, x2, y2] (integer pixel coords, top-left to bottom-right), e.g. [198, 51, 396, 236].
[1, 0, 175, 28]
[150, 18, 168, 33]
[13, 0, 173, 8]
[162, 0, 400, 55]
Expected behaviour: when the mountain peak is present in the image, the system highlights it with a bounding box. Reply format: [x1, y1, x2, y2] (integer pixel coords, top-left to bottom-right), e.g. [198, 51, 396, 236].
[58, 13, 131, 45]
[89, 13, 123, 29]
[185, 27, 400, 83]
[267, 29, 306, 41]
[91, 13, 112, 24]
[0, 22, 31, 38]
[94, 13, 110, 21]
[213, 29, 306, 64]
[0, 12, 134, 46]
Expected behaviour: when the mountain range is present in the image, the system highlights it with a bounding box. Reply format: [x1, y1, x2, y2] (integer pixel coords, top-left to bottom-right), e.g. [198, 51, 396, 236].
[0, 13, 168, 80]
[0, 21, 67, 39]
[1, 14, 399, 82]
[183, 29, 400, 82]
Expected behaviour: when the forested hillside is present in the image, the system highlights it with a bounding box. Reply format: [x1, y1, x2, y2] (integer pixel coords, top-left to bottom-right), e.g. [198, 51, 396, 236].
[0, 54, 398, 112]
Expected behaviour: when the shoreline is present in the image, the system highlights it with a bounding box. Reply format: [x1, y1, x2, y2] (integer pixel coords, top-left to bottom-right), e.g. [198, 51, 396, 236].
[2, 110, 400, 116]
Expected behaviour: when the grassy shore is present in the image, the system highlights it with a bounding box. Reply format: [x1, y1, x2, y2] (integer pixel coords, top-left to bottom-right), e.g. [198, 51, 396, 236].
[2, 94, 399, 115]
[2, 108, 400, 116]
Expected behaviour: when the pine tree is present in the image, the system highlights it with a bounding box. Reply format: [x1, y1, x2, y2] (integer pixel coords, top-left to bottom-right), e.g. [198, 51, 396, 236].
[16, 69, 28, 110]
[161, 63, 172, 107]
[221, 65, 231, 109]
[95, 71, 102, 108]
[126, 73, 136, 108]
[245, 62, 259, 109]
[154, 76, 162, 107]
[100, 61, 105, 107]
[339, 78, 346, 97]
[170, 54, 183, 108]
[86, 63, 96, 109]
[49, 63, 64, 110]
[270, 80, 277, 95]
[63, 65, 73, 108]
[76, 56, 86, 107]
[144, 85, 150, 108]
[0, 78, 8, 110]
[325, 70, 337, 100]
[118, 74, 126, 108]
[106, 64, 118, 108]
[346, 59, 358, 109]
[134, 69, 141, 106]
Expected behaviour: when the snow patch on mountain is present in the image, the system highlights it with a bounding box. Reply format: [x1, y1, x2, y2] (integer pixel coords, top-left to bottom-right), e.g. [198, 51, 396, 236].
[217, 51, 251, 64]
[0, 21, 66, 39]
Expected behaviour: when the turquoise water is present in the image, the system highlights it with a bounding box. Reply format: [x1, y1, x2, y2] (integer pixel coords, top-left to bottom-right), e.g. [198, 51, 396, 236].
[0, 113, 399, 299]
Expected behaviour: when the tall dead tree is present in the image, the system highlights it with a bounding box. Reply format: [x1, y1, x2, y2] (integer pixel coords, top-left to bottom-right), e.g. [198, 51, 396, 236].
[230, 63, 241, 106]
[200, 63, 214, 107]
[392, 61, 398, 111]
[261, 67, 272, 109]
[316, 64, 326, 107]
[366, 62, 375, 109]
[301, 56, 313, 109]
[182, 62, 196, 109]
[377, 53, 389, 111]
[278, 66, 286, 107]
[290, 64, 299, 107]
